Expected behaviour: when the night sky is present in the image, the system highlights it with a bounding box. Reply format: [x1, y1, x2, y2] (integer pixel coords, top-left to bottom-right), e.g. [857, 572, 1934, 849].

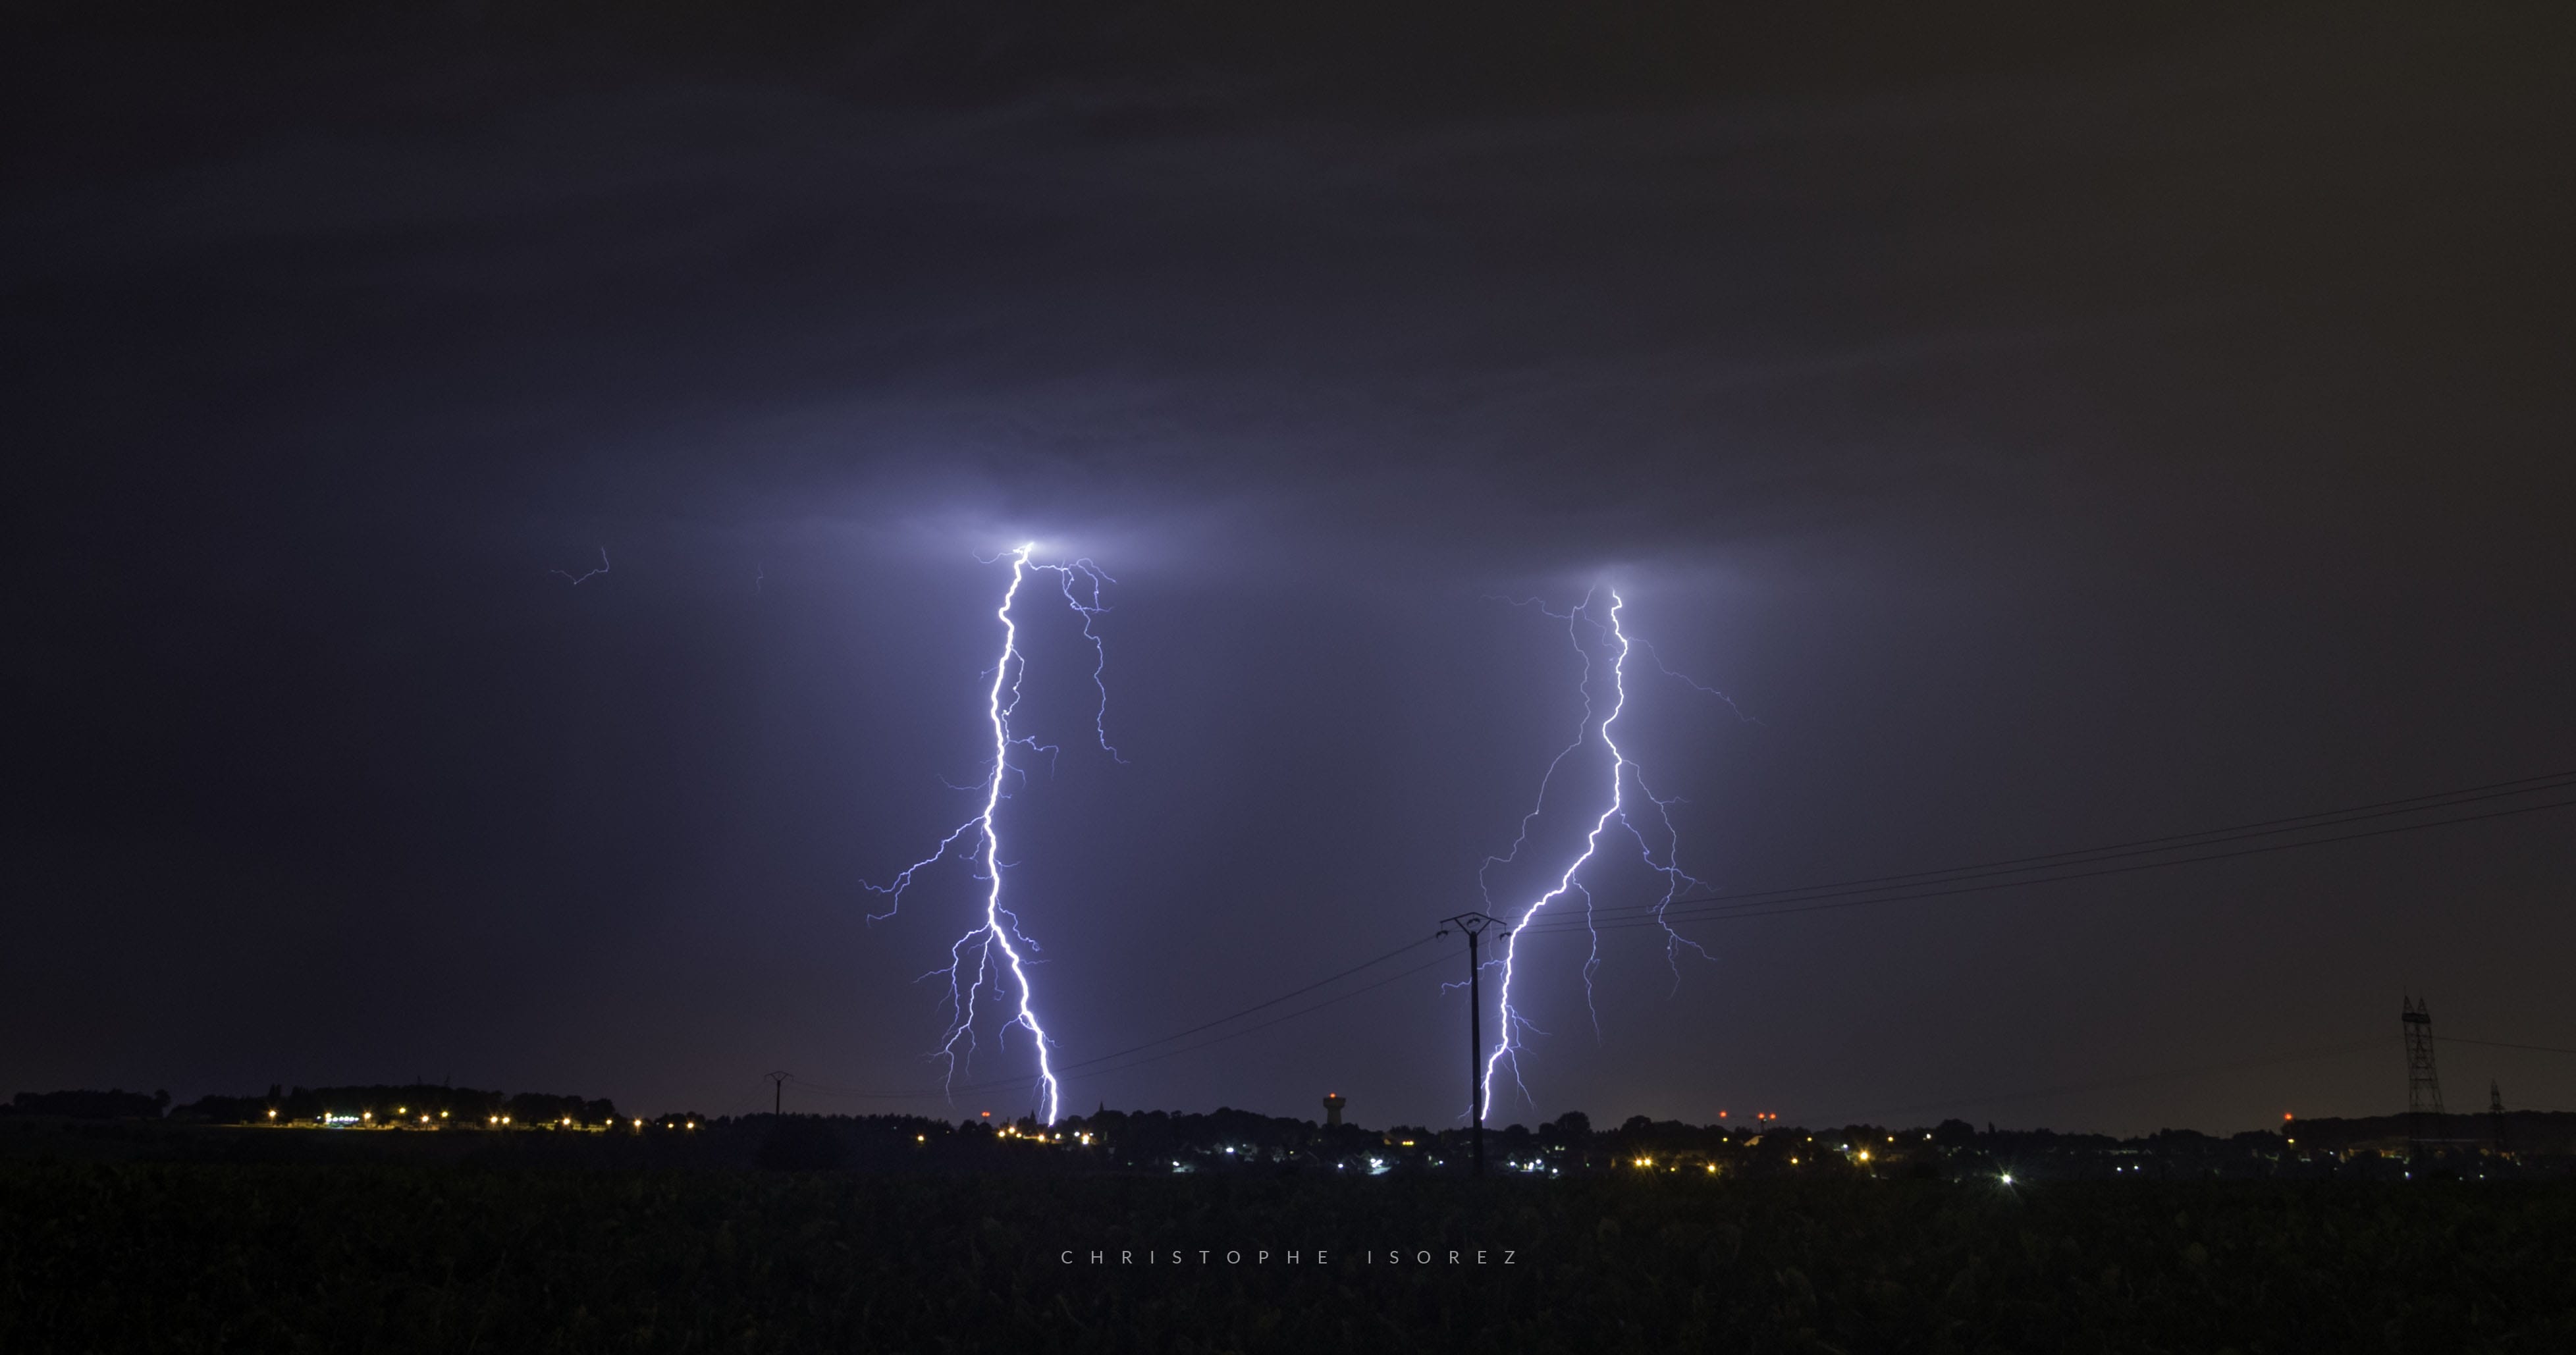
[7, 1, 2572, 1134]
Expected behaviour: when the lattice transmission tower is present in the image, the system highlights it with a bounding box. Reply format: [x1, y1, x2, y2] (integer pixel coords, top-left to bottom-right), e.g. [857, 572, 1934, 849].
[2401, 996, 2444, 1162]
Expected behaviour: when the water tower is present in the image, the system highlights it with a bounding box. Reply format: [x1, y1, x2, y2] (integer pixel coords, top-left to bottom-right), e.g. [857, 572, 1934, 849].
[1322, 1093, 1345, 1128]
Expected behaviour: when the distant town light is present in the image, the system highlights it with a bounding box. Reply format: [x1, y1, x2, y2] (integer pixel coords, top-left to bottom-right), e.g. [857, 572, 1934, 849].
[266, 1109, 277, 1119]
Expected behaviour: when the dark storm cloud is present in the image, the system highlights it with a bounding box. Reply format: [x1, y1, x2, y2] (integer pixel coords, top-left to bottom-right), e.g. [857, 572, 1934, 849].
[5, 2, 2571, 1130]
[12, 4, 2565, 583]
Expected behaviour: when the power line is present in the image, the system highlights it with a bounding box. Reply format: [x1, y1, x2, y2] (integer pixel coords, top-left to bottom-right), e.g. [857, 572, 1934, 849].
[789, 952, 1457, 1102]
[1046, 935, 1441, 1073]
[1516, 793, 2576, 936]
[2439, 1036, 2576, 1058]
[1002, 951, 1460, 1089]
[1545, 769, 2575, 925]
[778, 770, 2573, 1107]
[1799, 1038, 2385, 1126]
[781, 936, 1446, 1102]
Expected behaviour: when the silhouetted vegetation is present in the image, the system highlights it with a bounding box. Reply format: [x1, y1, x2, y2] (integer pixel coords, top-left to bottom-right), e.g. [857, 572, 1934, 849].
[755, 1115, 847, 1170]
[4, 1161, 2573, 1352]
[1, 1089, 167, 1119]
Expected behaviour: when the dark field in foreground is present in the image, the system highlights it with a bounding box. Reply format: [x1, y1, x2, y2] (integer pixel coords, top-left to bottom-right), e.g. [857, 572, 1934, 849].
[5, 1163, 2572, 1353]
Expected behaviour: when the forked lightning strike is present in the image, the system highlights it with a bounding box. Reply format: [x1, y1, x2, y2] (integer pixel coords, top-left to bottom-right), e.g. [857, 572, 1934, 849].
[864, 543, 1120, 1126]
[1479, 588, 1719, 1109]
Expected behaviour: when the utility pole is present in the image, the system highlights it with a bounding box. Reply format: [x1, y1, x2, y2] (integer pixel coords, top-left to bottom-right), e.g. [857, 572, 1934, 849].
[1439, 913, 1505, 1177]
[768, 1071, 791, 1118]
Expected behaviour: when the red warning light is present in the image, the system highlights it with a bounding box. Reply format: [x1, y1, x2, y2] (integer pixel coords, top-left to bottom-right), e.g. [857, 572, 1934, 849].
[980, 1111, 992, 1118]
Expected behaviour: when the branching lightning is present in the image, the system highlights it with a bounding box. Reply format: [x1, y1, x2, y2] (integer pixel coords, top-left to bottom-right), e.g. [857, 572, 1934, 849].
[1478, 587, 1722, 1110]
[862, 543, 1121, 1125]
[1639, 637, 1763, 725]
[1052, 559, 1126, 764]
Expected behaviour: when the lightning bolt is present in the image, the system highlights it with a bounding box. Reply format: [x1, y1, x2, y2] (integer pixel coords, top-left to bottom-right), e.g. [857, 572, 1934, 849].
[1479, 587, 1714, 1110]
[550, 547, 610, 585]
[863, 543, 1121, 1126]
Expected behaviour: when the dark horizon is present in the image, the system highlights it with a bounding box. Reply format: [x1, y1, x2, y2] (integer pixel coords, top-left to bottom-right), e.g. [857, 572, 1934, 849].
[6, 1, 2573, 1138]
